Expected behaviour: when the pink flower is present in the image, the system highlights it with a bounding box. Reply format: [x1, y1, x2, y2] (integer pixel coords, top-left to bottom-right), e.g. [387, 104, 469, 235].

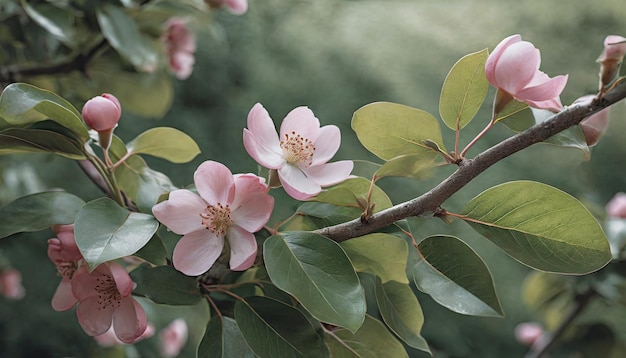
[485, 34, 568, 114]
[207, 0, 248, 15]
[597, 35, 626, 91]
[243, 103, 353, 200]
[514, 322, 544, 346]
[574, 95, 610, 146]
[163, 18, 196, 80]
[0, 268, 25, 300]
[72, 262, 148, 344]
[48, 224, 83, 311]
[94, 323, 155, 347]
[159, 319, 188, 358]
[152, 160, 274, 276]
[606, 192, 626, 219]
[82, 94, 121, 132]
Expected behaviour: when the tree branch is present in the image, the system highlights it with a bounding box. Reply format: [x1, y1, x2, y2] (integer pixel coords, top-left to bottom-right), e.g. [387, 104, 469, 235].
[316, 86, 626, 242]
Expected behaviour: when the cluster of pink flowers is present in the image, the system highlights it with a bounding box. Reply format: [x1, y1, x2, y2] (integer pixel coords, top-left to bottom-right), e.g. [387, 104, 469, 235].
[162, 18, 196, 80]
[47, 224, 148, 344]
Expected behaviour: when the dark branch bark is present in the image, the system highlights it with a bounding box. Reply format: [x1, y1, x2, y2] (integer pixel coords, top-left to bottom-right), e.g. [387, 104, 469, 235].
[316, 86, 626, 242]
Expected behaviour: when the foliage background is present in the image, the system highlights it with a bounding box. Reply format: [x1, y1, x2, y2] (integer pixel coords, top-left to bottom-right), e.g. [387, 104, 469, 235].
[1, 0, 625, 356]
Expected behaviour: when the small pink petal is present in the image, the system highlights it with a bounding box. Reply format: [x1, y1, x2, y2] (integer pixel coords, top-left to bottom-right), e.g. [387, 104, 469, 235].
[225, 0, 248, 15]
[243, 129, 285, 169]
[523, 98, 563, 113]
[279, 106, 320, 141]
[278, 165, 321, 200]
[311, 125, 341, 166]
[226, 226, 258, 270]
[516, 74, 568, 103]
[51, 278, 78, 311]
[303, 160, 354, 187]
[493, 41, 540, 93]
[152, 190, 207, 235]
[71, 266, 99, 301]
[107, 262, 133, 297]
[194, 161, 235, 205]
[76, 296, 115, 336]
[231, 192, 274, 232]
[485, 34, 521, 85]
[113, 298, 148, 344]
[173, 230, 225, 276]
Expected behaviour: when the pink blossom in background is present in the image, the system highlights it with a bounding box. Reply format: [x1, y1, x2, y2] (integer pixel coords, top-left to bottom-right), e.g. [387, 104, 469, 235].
[48, 224, 83, 311]
[163, 18, 196, 80]
[0, 268, 25, 300]
[72, 262, 147, 344]
[606, 192, 626, 219]
[243, 103, 353, 200]
[152, 160, 274, 276]
[514, 322, 544, 346]
[81, 93, 121, 132]
[597, 35, 626, 90]
[485, 34, 568, 114]
[94, 323, 155, 347]
[159, 319, 189, 358]
[207, 0, 248, 15]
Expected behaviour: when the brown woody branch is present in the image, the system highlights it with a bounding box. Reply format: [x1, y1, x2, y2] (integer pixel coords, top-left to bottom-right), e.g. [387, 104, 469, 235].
[315, 85, 626, 242]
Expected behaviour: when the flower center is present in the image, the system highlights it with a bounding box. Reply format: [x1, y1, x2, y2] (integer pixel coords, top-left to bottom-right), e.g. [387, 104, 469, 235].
[200, 203, 232, 236]
[56, 261, 78, 280]
[95, 274, 121, 310]
[280, 131, 315, 167]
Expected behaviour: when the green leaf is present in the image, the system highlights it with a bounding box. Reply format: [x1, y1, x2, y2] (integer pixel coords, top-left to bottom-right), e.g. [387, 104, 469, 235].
[96, 5, 158, 72]
[439, 49, 489, 130]
[130, 265, 202, 305]
[413, 235, 503, 317]
[325, 315, 408, 358]
[375, 153, 440, 180]
[296, 202, 361, 228]
[264, 232, 366, 333]
[312, 177, 393, 213]
[496, 100, 533, 127]
[340, 233, 409, 284]
[234, 296, 330, 358]
[0, 83, 88, 141]
[374, 277, 430, 352]
[198, 316, 256, 358]
[133, 234, 168, 265]
[0, 191, 85, 238]
[0, 127, 86, 159]
[461, 181, 612, 274]
[74, 197, 159, 270]
[352, 102, 445, 160]
[126, 127, 201, 163]
[21, 0, 75, 43]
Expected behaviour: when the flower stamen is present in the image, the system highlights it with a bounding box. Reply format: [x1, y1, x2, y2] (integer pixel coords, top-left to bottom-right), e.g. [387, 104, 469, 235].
[200, 203, 232, 236]
[94, 274, 121, 310]
[280, 131, 315, 167]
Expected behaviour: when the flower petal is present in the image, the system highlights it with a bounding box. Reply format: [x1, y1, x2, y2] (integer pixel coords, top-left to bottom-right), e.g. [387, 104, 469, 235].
[194, 161, 235, 205]
[231, 192, 274, 232]
[226, 226, 257, 271]
[113, 298, 148, 344]
[76, 296, 115, 336]
[485, 34, 521, 85]
[278, 165, 321, 200]
[107, 262, 133, 297]
[303, 160, 354, 187]
[152, 190, 206, 235]
[244, 103, 285, 169]
[493, 41, 540, 94]
[311, 125, 341, 166]
[279, 106, 320, 140]
[72, 265, 99, 301]
[172, 230, 224, 276]
[51, 278, 78, 312]
[516, 73, 568, 103]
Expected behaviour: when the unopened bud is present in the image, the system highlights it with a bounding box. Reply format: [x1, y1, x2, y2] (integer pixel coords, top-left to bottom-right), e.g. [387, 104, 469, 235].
[81, 93, 121, 150]
[597, 35, 626, 91]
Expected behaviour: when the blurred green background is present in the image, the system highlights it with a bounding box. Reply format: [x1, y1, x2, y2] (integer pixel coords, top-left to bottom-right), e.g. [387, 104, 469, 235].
[1, 0, 626, 356]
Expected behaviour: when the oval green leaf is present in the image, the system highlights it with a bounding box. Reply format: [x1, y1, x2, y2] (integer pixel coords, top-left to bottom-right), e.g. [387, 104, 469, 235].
[234, 296, 330, 358]
[21, 0, 75, 43]
[0, 191, 85, 238]
[126, 127, 201, 163]
[375, 153, 440, 180]
[374, 277, 430, 353]
[413, 235, 503, 317]
[264, 232, 366, 333]
[198, 316, 256, 358]
[461, 181, 612, 274]
[74, 197, 159, 269]
[0, 128, 86, 159]
[312, 177, 392, 213]
[340, 233, 409, 284]
[325, 315, 408, 358]
[0, 83, 88, 141]
[439, 49, 489, 130]
[131, 265, 201, 305]
[352, 102, 445, 160]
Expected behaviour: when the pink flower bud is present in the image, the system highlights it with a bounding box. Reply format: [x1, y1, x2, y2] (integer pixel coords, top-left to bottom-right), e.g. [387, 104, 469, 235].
[514, 322, 544, 346]
[81, 94, 121, 132]
[597, 35, 626, 91]
[163, 18, 196, 80]
[159, 319, 188, 358]
[606, 192, 626, 218]
[0, 268, 26, 300]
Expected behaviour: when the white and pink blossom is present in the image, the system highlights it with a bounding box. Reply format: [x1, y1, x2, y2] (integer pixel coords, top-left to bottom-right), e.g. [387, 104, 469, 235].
[243, 103, 353, 200]
[152, 160, 274, 276]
